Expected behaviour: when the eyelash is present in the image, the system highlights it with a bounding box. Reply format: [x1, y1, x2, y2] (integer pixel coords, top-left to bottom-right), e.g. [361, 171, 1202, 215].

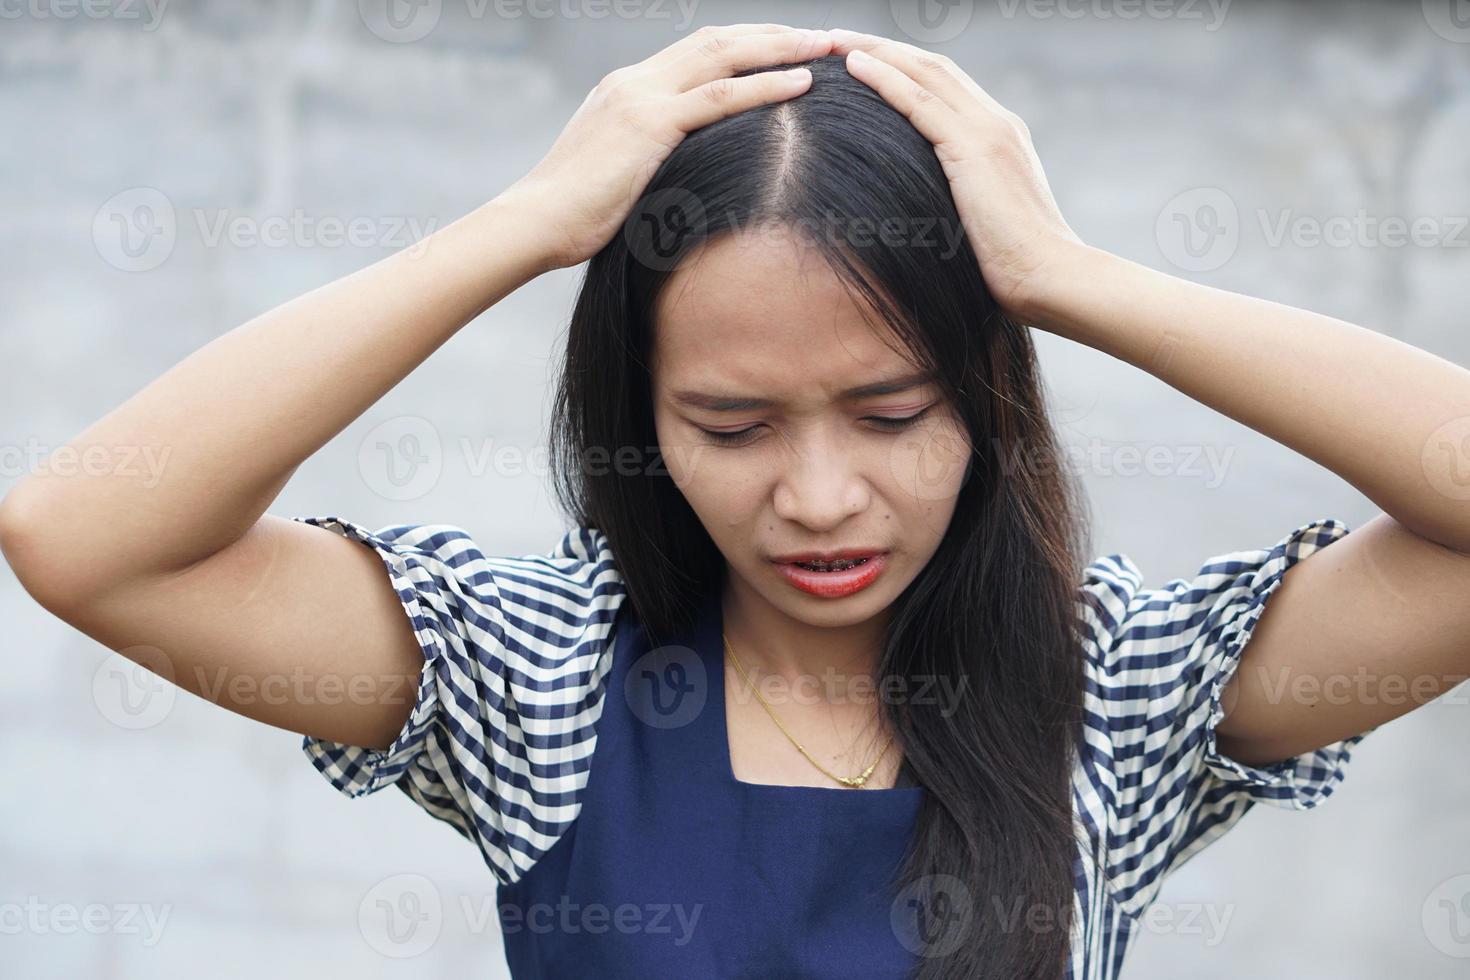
[698, 406, 934, 447]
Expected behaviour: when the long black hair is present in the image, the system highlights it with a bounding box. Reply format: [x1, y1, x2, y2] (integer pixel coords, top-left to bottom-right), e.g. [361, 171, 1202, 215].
[549, 53, 1090, 979]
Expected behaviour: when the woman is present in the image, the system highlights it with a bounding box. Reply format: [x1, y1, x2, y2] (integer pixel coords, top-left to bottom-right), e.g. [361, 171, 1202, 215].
[3, 22, 1468, 980]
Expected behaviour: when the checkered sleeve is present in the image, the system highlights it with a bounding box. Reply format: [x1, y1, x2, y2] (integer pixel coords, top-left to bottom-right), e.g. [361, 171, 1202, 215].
[1075, 517, 1376, 916]
[289, 516, 626, 886]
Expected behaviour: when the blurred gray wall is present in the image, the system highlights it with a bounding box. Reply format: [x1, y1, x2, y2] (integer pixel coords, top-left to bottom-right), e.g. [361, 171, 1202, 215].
[3, 0, 1470, 976]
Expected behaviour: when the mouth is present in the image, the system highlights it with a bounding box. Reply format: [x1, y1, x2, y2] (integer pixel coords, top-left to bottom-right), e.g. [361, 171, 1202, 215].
[789, 556, 873, 572]
[769, 547, 886, 565]
[769, 551, 889, 598]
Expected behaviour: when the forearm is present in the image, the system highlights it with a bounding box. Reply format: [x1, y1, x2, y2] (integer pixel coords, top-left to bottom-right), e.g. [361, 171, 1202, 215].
[1020, 243, 1470, 554]
[0, 192, 555, 592]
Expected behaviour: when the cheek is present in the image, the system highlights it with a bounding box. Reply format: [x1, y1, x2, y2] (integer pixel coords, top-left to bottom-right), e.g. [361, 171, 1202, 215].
[882, 418, 972, 507]
[654, 414, 710, 494]
[655, 423, 759, 525]
[686, 461, 761, 513]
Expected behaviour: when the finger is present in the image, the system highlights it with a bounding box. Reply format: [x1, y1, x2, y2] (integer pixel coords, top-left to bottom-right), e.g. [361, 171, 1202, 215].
[827, 28, 1011, 118]
[668, 65, 815, 134]
[643, 23, 811, 69]
[841, 48, 961, 151]
[709, 22, 801, 33]
[662, 28, 833, 92]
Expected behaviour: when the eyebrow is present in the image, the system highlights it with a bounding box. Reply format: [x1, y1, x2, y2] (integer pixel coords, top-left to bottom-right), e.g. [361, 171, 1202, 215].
[670, 370, 936, 412]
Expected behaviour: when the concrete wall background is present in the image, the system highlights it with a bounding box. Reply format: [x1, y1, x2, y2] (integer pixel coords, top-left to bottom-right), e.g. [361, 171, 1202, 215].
[3, 0, 1469, 976]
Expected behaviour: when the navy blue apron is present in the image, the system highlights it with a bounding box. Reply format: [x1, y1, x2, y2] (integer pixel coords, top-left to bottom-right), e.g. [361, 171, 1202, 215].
[497, 587, 928, 977]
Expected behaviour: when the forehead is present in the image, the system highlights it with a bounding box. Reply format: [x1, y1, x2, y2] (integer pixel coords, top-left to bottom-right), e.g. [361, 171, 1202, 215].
[650, 227, 918, 392]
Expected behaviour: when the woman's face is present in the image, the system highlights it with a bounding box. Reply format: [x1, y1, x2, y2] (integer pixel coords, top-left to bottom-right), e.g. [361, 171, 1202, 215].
[650, 225, 972, 628]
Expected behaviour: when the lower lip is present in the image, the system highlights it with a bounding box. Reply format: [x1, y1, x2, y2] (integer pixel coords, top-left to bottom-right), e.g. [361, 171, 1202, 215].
[772, 554, 888, 598]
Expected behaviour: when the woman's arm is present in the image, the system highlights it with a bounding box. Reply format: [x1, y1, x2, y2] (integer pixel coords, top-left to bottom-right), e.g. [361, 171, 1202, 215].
[0, 24, 835, 751]
[0, 193, 555, 750]
[1017, 243, 1470, 765]
[1020, 243, 1470, 555]
[0, 193, 552, 604]
[829, 27, 1470, 767]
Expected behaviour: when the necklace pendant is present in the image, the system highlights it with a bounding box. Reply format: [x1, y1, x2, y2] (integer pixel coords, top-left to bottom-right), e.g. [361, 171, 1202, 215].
[840, 775, 865, 788]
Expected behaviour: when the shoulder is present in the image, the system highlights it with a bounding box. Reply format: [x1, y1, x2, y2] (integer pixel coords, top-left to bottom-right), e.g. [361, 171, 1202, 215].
[292, 515, 633, 884]
[1071, 518, 1365, 917]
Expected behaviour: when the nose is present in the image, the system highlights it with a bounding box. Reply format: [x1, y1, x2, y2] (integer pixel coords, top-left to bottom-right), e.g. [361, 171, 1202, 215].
[770, 427, 871, 532]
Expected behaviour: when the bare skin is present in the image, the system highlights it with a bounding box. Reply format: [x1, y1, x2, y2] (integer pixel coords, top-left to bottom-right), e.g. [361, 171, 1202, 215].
[831, 27, 1470, 767]
[651, 225, 970, 790]
[7, 21, 1468, 794]
[0, 24, 838, 753]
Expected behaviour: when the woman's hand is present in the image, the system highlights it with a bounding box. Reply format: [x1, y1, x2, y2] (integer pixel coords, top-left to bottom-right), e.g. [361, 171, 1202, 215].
[827, 29, 1083, 319]
[502, 24, 834, 272]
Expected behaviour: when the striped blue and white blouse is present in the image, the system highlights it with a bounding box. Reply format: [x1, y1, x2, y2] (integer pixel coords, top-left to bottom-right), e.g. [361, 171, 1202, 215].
[291, 513, 1371, 977]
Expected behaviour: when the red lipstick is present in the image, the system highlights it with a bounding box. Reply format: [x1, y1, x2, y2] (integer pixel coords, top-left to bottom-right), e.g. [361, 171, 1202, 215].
[769, 551, 888, 598]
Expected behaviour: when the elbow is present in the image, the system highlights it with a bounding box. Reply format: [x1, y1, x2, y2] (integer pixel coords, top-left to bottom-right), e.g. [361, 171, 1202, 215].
[0, 482, 86, 618]
[0, 481, 36, 574]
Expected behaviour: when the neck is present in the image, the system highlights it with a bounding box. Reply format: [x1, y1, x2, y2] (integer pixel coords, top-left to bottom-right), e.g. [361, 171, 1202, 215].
[720, 573, 891, 685]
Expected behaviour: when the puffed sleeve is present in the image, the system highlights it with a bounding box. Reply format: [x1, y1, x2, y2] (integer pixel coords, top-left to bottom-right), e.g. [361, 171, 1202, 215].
[289, 516, 626, 886]
[1075, 517, 1377, 917]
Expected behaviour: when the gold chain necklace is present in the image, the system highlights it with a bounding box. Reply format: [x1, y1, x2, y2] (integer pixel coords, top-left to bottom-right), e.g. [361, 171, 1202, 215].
[723, 631, 894, 789]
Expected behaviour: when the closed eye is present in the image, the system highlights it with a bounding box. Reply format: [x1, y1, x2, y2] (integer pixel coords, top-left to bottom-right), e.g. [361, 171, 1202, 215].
[696, 406, 933, 447]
